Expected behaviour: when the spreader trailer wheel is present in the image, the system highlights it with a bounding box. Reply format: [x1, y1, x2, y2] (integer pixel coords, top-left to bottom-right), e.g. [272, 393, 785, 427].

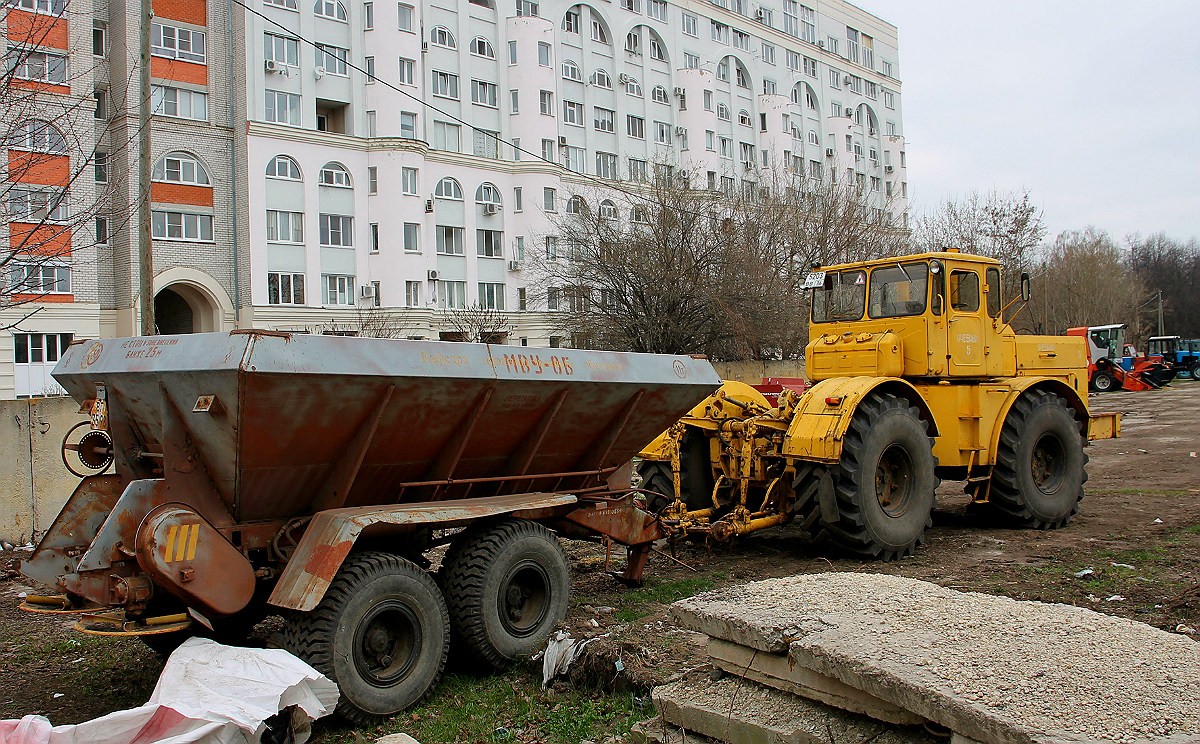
[283, 551, 449, 725]
[440, 518, 571, 668]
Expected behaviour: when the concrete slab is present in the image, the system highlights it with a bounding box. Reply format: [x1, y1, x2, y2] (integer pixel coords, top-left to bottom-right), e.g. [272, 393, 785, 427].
[673, 573, 1200, 744]
[652, 673, 936, 744]
[628, 717, 715, 744]
[706, 637, 925, 725]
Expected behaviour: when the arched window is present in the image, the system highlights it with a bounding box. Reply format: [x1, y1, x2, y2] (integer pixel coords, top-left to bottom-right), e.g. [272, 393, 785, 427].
[435, 177, 463, 199]
[716, 103, 730, 120]
[648, 34, 665, 61]
[625, 31, 640, 54]
[591, 18, 609, 44]
[265, 154, 301, 180]
[430, 26, 456, 48]
[591, 69, 611, 88]
[624, 76, 642, 97]
[808, 130, 819, 145]
[152, 151, 211, 185]
[470, 36, 494, 57]
[476, 182, 501, 205]
[598, 199, 618, 219]
[716, 59, 729, 81]
[313, 0, 347, 20]
[566, 195, 587, 214]
[562, 59, 582, 81]
[736, 64, 751, 89]
[738, 109, 752, 126]
[14, 120, 66, 152]
[318, 161, 351, 187]
[562, 8, 580, 32]
[651, 85, 669, 104]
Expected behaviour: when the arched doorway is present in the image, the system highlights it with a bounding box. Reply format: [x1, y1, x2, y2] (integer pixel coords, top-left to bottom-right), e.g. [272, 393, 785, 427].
[153, 282, 219, 334]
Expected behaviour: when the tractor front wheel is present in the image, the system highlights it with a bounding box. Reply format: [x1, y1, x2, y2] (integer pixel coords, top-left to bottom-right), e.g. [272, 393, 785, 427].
[1091, 371, 1117, 392]
[988, 390, 1086, 529]
[823, 392, 937, 560]
[283, 552, 449, 725]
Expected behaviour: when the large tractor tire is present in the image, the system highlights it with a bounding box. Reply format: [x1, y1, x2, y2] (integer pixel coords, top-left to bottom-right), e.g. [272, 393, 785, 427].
[635, 430, 715, 514]
[440, 519, 570, 668]
[821, 392, 937, 560]
[283, 552, 449, 725]
[987, 390, 1086, 529]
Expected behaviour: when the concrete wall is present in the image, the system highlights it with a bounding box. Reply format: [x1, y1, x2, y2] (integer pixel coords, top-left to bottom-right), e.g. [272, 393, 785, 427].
[711, 360, 806, 383]
[0, 397, 93, 545]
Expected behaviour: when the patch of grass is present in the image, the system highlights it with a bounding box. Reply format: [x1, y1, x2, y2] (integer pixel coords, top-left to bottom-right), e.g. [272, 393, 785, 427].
[1185, 525, 1200, 535]
[613, 572, 724, 623]
[320, 670, 644, 744]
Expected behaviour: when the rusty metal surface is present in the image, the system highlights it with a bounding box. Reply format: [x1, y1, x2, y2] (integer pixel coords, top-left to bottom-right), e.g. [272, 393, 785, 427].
[271, 492, 579, 611]
[52, 333, 721, 521]
[18, 475, 123, 590]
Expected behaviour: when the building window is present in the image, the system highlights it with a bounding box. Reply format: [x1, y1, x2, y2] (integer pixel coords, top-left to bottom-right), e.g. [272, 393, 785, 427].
[543, 187, 556, 211]
[266, 154, 301, 180]
[651, 85, 669, 103]
[476, 182, 502, 207]
[566, 195, 586, 214]
[471, 79, 498, 107]
[266, 210, 303, 242]
[399, 110, 417, 138]
[319, 214, 354, 246]
[438, 280, 467, 309]
[265, 90, 301, 125]
[538, 42, 551, 66]
[591, 19, 609, 43]
[545, 236, 558, 260]
[684, 52, 699, 69]
[591, 69, 611, 88]
[434, 176, 462, 199]
[401, 167, 418, 194]
[510, 90, 519, 113]
[368, 166, 378, 193]
[681, 13, 697, 36]
[319, 162, 352, 187]
[9, 187, 68, 222]
[562, 59, 582, 81]
[477, 229, 503, 257]
[627, 115, 644, 139]
[563, 100, 584, 125]
[93, 22, 107, 56]
[96, 216, 110, 245]
[432, 70, 459, 98]
[539, 90, 553, 115]
[94, 89, 108, 118]
[737, 109, 752, 126]
[595, 151, 617, 179]
[716, 103, 729, 121]
[268, 272, 305, 304]
[647, 0, 665, 20]
[398, 57, 415, 85]
[364, 56, 376, 83]
[151, 85, 207, 120]
[621, 0, 639, 12]
[364, 1, 373, 27]
[514, 187, 523, 211]
[152, 151, 211, 185]
[397, 2, 414, 30]
[561, 145, 584, 172]
[315, 0, 348, 19]
[430, 25, 456, 48]
[508, 41, 517, 64]
[625, 30, 640, 55]
[265, 0, 299, 8]
[624, 77, 642, 96]
[151, 211, 214, 242]
[516, 0, 539, 16]
[479, 283, 505, 309]
[653, 120, 670, 143]
[370, 223, 379, 252]
[436, 225, 464, 254]
[9, 264, 70, 295]
[405, 281, 421, 307]
[398, 222, 420, 254]
[265, 32, 299, 66]
[93, 150, 108, 182]
[541, 138, 554, 161]
[151, 23, 206, 63]
[711, 21, 728, 43]
[884, 89, 895, 109]
[323, 274, 355, 305]
[563, 9, 580, 32]
[761, 42, 775, 65]
[594, 106, 615, 132]
[315, 43, 349, 75]
[882, 59, 893, 77]
[470, 36, 494, 57]
[804, 57, 817, 77]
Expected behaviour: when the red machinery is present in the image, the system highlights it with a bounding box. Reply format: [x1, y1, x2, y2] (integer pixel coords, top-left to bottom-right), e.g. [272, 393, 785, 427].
[1067, 324, 1173, 392]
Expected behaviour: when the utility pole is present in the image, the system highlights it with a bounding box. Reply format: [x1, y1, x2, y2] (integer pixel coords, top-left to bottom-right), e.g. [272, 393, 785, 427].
[137, 0, 154, 335]
[1157, 290, 1164, 337]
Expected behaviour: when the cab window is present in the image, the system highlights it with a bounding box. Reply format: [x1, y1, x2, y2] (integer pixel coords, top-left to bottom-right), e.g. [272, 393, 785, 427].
[986, 267, 1001, 318]
[949, 270, 980, 312]
[812, 269, 866, 323]
[868, 262, 928, 318]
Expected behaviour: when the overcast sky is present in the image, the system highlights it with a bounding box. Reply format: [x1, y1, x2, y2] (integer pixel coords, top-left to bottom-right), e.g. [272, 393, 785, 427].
[853, 0, 1200, 243]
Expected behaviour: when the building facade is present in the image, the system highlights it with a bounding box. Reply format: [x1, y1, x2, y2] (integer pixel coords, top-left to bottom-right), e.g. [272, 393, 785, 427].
[2, 0, 905, 398]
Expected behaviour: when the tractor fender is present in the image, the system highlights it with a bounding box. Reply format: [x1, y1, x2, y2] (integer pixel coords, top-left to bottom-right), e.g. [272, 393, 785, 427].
[637, 380, 772, 462]
[987, 377, 1089, 462]
[781, 377, 938, 464]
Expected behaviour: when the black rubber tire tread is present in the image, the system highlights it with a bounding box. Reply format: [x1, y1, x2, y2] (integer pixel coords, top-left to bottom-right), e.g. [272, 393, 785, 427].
[282, 551, 449, 726]
[634, 430, 715, 513]
[988, 389, 1087, 529]
[1091, 371, 1116, 393]
[440, 519, 570, 669]
[1191, 361, 1200, 380]
[821, 392, 938, 560]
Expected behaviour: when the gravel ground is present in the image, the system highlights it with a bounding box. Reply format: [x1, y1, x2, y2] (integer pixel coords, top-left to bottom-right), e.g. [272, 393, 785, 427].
[674, 573, 1200, 743]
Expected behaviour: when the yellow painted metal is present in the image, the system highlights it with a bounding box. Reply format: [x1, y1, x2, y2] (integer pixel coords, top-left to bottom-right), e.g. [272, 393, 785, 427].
[780, 377, 934, 463]
[637, 380, 771, 461]
[1088, 412, 1120, 440]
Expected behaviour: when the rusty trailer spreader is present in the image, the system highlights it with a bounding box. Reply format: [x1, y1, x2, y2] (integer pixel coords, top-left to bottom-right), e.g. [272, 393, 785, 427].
[19, 330, 720, 722]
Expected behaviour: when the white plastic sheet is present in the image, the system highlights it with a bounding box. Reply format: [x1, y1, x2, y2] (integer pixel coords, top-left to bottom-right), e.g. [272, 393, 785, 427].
[0, 638, 339, 744]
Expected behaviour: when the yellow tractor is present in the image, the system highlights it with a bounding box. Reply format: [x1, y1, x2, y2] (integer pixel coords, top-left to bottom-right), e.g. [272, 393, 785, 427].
[638, 250, 1120, 559]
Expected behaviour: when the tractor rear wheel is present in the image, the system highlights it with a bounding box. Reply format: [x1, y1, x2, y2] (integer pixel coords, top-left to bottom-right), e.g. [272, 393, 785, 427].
[634, 430, 715, 513]
[440, 519, 570, 668]
[283, 552, 449, 725]
[1191, 361, 1200, 380]
[823, 392, 937, 560]
[1091, 370, 1116, 392]
[987, 390, 1086, 529]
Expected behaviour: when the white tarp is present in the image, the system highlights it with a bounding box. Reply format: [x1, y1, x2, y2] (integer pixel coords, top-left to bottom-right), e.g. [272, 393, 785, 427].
[0, 638, 340, 744]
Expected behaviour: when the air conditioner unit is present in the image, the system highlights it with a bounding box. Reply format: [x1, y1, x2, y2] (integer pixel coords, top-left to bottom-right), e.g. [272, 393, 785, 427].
[673, 86, 685, 96]
[885, 165, 894, 173]
[508, 260, 522, 271]
[817, 40, 825, 48]
[314, 65, 326, 79]
[424, 199, 434, 213]
[482, 203, 498, 215]
[359, 284, 375, 299]
[558, 136, 568, 146]
[421, 41, 429, 52]
[618, 73, 631, 84]
[264, 59, 280, 73]
[427, 269, 439, 281]
[674, 126, 686, 136]
[825, 147, 835, 157]
[754, 8, 765, 20]
[844, 75, 853, 85]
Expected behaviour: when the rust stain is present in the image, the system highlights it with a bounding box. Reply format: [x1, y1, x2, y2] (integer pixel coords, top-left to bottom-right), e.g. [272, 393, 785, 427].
[303, 540, 354, 580]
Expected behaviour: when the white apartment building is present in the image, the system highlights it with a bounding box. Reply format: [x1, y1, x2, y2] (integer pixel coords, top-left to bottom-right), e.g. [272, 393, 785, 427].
[2, 0, 906, 397]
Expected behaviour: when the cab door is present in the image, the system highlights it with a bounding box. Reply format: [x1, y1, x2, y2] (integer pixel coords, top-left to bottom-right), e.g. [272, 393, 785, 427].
[946, 268, 984, 374]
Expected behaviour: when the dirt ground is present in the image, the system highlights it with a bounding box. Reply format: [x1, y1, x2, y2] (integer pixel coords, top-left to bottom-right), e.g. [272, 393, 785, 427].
[1, 384, 1197, 738]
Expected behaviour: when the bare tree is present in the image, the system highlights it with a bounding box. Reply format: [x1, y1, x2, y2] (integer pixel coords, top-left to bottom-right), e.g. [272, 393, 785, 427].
[532, 166, 908, 360]
[2, 0, 135, 329]
[1023, 227, 1144, 335]
[1125, 232, 1200, 339]
[441, 304, 515, 343]
[309, 301, 417, 338]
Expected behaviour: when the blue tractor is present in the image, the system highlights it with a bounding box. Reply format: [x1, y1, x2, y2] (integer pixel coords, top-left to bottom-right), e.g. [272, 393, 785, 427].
[1146, 336, 1200, 380]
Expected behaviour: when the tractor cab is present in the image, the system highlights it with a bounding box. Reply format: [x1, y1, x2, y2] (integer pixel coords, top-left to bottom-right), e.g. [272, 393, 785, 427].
[805, 250, 1041, 381]
[1146, 336, 1181, 358]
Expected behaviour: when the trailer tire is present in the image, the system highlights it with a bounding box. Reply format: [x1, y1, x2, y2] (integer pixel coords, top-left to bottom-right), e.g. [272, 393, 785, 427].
[1091, 371, 1116, 393]
[634, 431, 714, 513]
[440, 519, 570, 668]
[283, 551, 448, 725]
[988, 390, 1086, 529]
[824, 392, 937, 560]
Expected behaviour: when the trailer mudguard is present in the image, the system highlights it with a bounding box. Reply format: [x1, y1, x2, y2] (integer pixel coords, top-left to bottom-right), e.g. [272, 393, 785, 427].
[269, 492, 578, 612]
[780, 377, 938, 464]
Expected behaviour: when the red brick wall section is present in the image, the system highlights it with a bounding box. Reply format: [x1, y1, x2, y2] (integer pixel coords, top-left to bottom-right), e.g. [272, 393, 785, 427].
[9, 223, 72, 257]
[7, 152, 71, 187]
[150, 56, 209, 86]
[151, 182, 215, 207]
[6, 10, 68, 50]
[152, 0, 206, 26]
